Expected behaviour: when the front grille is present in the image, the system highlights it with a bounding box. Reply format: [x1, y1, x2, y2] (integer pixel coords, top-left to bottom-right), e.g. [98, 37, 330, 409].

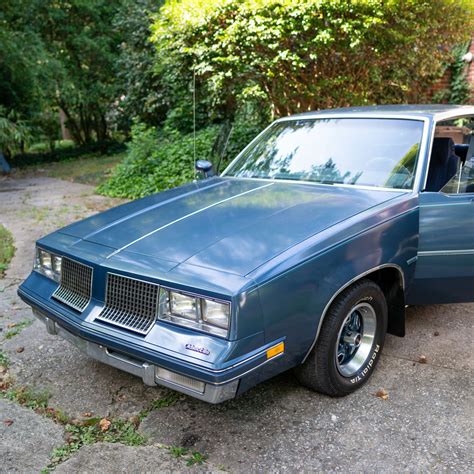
[95, 273, 159, 335]
[52, 257, 93, 312]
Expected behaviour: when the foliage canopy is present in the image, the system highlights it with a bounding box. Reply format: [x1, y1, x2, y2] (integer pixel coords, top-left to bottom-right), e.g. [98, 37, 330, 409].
[152, 0, 472, 122]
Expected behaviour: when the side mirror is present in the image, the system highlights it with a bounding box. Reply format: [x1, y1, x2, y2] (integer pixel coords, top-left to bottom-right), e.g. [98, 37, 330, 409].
[195, 159, 214, 178]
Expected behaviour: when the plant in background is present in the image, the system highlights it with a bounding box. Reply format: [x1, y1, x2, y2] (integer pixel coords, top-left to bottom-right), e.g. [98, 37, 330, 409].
[98, 123, 220, 199]
[114, 0, 166, 131]
[448, 43, 472, 104]
[0, 107, 32, 158]
[151, 0, 472, 123]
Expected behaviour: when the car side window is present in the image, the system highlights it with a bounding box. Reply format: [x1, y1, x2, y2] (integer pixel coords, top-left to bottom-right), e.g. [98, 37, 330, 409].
[440, 157, 474, 194]
[428, 117, 474, 195]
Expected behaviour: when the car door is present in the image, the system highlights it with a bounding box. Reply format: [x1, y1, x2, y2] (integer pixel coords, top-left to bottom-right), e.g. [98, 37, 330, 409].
[408, 130, 474, 305]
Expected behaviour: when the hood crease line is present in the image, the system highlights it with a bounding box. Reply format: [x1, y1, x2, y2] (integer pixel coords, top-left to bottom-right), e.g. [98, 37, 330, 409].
[106, 182, 274, 259]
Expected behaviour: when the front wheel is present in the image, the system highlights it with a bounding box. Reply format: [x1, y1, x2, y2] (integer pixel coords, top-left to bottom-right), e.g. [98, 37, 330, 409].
[295, 279, 387, 396]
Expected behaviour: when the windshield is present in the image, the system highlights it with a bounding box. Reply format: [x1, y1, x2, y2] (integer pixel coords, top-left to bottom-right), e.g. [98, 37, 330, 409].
[224, 118, 425, 190]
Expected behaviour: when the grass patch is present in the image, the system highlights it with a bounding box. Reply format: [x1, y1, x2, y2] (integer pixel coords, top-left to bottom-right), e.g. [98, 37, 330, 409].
[0, 225, 15, 277]
[137, 390, 180, 421]
[47, 418, 146, 468]
[3, 386, 50, 410]
[15, 151, 126, 187]
[168, 446, 208, 466]
[4, 319, 34, 339]
[0, 350, 9, 368]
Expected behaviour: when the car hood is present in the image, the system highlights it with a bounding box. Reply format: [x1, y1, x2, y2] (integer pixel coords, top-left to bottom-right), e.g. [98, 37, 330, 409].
[59, 178, 402, 276]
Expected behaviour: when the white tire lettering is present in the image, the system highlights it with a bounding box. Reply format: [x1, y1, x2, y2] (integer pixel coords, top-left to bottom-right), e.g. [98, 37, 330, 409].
[349, 344, 380, 383]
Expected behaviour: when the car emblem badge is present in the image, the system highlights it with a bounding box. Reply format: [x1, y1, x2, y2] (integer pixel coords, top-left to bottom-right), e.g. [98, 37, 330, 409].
[185, 343, 210, 356]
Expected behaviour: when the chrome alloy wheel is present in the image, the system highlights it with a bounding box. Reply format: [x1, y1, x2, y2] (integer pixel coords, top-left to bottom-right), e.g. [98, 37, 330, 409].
[335, 302, 377, 377]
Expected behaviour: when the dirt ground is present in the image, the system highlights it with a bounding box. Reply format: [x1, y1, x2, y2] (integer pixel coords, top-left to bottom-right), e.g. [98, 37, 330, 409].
[1, 175, 473, 473]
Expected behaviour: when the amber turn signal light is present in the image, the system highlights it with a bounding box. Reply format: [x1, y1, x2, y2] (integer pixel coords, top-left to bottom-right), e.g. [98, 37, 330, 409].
[266, 341, 284, 359]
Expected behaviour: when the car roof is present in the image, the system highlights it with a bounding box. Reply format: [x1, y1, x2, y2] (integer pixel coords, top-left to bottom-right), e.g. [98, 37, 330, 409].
[283, 104, 474, 121]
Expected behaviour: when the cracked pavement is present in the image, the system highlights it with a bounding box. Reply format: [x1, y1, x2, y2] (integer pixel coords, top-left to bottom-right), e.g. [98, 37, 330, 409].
[0, 175, 473, 472]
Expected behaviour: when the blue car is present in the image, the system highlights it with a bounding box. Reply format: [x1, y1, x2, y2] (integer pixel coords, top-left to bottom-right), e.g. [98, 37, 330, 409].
[18, 105, 474, 403]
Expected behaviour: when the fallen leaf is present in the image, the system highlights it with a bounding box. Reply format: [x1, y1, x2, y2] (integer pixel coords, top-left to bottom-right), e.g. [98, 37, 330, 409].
[7, 323, 16, 329]
[418, 355, 428, 364]
[16, 347, 24, 353]
[3, 419, 14, 426]
[129, 415, 139, 427]
[99, 418, 111, 432]
[375, 388, 389, 400]
[82, 417, 101, 427]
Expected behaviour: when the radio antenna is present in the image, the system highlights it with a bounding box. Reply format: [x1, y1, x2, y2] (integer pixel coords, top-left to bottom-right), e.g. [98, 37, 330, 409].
[193, 66, 196, 178]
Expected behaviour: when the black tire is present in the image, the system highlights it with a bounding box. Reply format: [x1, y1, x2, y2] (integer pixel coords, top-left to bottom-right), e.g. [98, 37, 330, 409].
[295, 279, 387, 397]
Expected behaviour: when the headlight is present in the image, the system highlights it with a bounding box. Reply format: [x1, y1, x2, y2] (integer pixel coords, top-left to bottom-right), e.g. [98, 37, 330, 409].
[158, 288, 230, 337]
[202, 299, 230, 329]
[34, 247, 62, 282]
[170, 292, 199, 320]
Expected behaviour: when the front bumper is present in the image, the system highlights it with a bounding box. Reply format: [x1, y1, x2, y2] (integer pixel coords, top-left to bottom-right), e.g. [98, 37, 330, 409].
[31, 306, 239, 403]
[18, 281, 286, 404]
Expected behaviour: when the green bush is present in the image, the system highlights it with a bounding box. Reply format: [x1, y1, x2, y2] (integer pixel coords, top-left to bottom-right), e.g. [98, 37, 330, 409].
[152, 0, 472, 124]
[98, 123, 219, 199]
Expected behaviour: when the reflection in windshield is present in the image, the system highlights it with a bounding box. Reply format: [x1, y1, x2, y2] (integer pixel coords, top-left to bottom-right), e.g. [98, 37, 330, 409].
[224, 118, 425, 190]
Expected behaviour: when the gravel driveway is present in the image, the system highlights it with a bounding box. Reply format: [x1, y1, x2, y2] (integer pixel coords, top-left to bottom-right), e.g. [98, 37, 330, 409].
[1, 176, 473, 473]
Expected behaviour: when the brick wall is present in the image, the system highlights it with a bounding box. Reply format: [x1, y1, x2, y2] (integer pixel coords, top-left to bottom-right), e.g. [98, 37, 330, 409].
[467, 37, 474, 103]
[430, 34, 474, 104]
[430, 69, 451, 98]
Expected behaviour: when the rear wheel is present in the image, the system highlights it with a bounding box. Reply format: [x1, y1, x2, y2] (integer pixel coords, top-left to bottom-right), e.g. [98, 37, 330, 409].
[295, 279, 387, 396]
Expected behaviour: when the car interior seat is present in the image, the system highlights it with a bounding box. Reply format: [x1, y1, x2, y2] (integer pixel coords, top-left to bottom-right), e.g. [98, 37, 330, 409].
[425, 137, 459, 192]
[454, 144, 469, 165]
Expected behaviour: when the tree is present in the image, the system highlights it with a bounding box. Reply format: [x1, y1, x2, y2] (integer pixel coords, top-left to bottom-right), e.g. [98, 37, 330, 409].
[29, 0, 124, 144]
[114, 0, 166, 129]
[0, 1, 53, 153]
[0, 107, 32, 158]
[151, 0, 473, 124]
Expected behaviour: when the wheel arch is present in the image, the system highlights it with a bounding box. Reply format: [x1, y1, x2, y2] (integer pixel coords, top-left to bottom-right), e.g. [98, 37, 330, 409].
[301, 263, 406, 363]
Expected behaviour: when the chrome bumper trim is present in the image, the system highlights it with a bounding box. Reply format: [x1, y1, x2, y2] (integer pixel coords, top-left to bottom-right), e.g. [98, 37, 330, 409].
[32, 308, 239, 404]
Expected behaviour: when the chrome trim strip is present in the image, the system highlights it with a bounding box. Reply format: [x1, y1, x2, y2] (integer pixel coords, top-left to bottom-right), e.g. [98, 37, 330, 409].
[51, 256, 93, 313]
[222, 115, 430, 194]
[418, 249, 474, 257]
[275, 113, 430, 122]
[204, 338, 285, 373]
[422, 111, 474, 191]
[211, 352, 284, 385]
[421, 201, 472, 207]
[107, 182, 274, 258]
[301, 263, 405, 363]
[413, 118, 432, 193]
[429, 107, 474, 122]
[275, 109, 474, 122]
[95, 272, 160, 335]
[19, 288, 277, 375]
